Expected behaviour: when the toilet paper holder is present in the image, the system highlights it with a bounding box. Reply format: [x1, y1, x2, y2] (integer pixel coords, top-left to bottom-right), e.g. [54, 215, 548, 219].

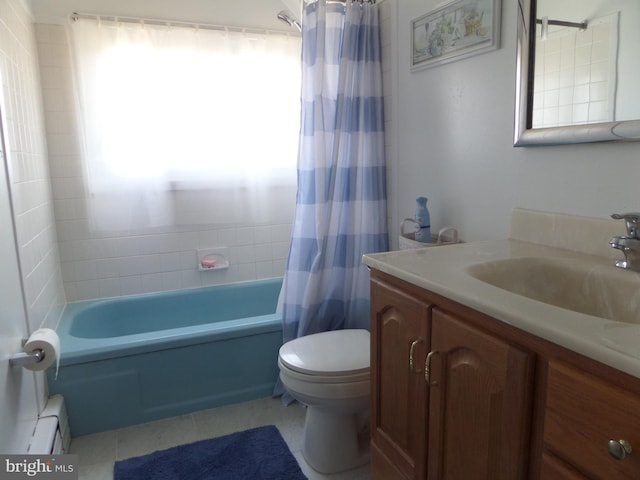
[10, 339, 45, 367]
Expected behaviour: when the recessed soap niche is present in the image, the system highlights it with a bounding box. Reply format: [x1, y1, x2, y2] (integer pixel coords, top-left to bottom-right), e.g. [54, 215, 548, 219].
[197, 247, 229, 271]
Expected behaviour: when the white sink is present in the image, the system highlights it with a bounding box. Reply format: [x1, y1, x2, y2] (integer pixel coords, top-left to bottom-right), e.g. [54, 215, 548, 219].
[466, 256, 640, 325]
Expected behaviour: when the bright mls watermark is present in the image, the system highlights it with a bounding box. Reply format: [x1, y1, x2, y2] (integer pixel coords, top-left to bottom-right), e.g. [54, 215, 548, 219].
[0, 455, 77, 479]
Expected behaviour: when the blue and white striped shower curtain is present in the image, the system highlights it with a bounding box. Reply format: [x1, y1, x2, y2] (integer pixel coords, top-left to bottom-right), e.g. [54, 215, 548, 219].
[280, 0, 388, 346]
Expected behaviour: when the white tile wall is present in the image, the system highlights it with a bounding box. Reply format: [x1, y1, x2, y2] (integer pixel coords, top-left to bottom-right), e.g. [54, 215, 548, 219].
[35, 23, 293, 302]
[533, 13, 618, 129]
[0, 0, 65, 331]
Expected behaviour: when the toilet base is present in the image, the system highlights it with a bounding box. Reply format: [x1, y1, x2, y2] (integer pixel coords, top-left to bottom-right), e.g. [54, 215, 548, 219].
[302, 405, 370, 474]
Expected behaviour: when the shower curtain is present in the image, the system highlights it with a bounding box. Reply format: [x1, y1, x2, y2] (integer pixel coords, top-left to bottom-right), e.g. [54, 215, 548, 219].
[280, 0, 388, 346]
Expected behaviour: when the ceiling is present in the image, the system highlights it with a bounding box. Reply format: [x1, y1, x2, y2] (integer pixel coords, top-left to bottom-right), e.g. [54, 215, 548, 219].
[30, 0, 302, 31]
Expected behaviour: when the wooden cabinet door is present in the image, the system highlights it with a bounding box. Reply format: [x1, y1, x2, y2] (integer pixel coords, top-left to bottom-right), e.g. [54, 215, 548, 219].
[427, 308, 534, 480]
[370, 278, 431, 480]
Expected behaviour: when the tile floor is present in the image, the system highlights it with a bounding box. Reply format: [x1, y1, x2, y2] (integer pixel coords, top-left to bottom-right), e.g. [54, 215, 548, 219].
[70, 397, 372, 480]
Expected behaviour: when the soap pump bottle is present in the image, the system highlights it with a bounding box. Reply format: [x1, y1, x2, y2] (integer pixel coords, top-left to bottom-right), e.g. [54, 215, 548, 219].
[414, 197, 431, 243]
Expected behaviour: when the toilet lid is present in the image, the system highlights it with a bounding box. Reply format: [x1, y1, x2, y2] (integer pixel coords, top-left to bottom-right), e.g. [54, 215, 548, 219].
[279, 329, 370, 376]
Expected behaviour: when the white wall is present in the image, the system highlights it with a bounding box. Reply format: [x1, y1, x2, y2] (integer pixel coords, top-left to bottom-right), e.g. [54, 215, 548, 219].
[31, 0, 298, 31]
[379, 0, 398, 242]
[388, 0, 640, 248]
[0, 0, 64, 331]
[0, 0, 66, 450]
[0, 86, 39, 453]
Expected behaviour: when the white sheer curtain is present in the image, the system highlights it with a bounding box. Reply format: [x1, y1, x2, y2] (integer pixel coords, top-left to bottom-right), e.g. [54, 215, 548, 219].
[69, 18, 301, 231]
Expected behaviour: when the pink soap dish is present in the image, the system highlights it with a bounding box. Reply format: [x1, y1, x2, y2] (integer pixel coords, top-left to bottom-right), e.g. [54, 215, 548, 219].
[199, 253, 229, 271]
[201, 257, 217, 268]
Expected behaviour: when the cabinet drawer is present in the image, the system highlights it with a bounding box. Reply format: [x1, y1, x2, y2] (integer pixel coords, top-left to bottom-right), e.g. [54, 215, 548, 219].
[541, 453, 588, 480]
[544, 361, 640, 479]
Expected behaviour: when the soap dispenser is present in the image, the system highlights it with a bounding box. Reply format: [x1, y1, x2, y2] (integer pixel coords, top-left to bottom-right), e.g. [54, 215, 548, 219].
[414, 197, 431, 243]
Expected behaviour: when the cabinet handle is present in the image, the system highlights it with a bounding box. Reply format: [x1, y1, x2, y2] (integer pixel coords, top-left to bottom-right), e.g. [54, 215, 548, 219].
[608, 439, 633, 460]
[425, 350, 438, 385]
[409, 339, 423, 373]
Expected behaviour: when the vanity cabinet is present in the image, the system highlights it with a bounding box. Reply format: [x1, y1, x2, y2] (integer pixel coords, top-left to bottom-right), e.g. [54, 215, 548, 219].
[370, 274, 534, 480]
[369, 268, 640, 480]
[370, 278, 430, 480]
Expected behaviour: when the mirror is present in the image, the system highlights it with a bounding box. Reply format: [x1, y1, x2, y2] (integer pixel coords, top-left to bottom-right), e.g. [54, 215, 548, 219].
[514, 0, 640, 145]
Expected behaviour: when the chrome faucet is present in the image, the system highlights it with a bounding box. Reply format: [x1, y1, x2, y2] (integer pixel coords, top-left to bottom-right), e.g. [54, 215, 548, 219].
[610, 213, 640, 271]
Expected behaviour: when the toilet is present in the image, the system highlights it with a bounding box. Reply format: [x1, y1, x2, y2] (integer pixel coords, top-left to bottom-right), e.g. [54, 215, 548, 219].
[278, 329, 371, 474]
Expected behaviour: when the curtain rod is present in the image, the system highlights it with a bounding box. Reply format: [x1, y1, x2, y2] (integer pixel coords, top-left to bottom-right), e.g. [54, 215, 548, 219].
[303, 0, 379, 4]
[70, 12, 300, 36]
[535, 18, 587, 30]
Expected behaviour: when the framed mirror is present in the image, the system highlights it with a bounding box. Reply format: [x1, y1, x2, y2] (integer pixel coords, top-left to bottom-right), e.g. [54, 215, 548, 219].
[514, 0, 640, 146]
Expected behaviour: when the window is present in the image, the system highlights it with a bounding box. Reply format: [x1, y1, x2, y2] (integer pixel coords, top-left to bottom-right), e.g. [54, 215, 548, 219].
[70, 18, 301, 230]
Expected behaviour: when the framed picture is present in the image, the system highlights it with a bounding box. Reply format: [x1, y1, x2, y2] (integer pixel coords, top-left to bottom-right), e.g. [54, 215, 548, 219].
[411, 0, 501, 71]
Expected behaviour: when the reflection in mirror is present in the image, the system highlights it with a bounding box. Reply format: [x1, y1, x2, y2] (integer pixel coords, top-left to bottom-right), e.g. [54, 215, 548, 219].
[514, 0, 640, 145]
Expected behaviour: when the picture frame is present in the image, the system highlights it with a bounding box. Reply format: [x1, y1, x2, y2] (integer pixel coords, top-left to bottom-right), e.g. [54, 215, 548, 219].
[411, 0, 501, 71]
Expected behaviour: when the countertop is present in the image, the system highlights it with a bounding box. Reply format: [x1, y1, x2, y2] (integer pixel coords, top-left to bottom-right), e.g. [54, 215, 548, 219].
[363, 239, 640, 380]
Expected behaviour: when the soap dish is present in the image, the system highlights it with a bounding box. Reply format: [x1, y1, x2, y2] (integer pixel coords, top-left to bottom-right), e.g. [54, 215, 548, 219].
[199, 253, 229, 271]
[197, 247, 230, 271]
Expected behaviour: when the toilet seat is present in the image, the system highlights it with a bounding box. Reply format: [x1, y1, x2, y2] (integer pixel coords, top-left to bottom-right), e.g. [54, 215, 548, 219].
[278, 329, 370, 384]
[278, 358, 369, 384]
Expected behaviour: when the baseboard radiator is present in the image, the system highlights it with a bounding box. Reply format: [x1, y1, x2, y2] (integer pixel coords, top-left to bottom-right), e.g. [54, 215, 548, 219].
[28, 395, 71, 454]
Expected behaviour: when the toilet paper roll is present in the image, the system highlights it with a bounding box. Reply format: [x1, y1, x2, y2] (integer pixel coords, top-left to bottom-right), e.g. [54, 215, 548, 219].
[23, 328, 60, 378]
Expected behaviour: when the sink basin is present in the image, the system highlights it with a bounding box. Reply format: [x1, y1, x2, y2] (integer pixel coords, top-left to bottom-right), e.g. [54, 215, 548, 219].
[466, 257, 640, 324]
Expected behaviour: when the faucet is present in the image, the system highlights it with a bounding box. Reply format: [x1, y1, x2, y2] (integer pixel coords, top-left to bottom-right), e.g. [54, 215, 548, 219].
[610, 212, 640, 271]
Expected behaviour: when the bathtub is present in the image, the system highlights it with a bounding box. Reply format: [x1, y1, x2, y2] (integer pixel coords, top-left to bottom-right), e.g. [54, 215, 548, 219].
[48, 278, 283, 436]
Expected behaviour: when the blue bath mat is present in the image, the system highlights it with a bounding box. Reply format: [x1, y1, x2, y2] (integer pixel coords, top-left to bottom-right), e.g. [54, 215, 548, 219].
[114, 425, 307, 480]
